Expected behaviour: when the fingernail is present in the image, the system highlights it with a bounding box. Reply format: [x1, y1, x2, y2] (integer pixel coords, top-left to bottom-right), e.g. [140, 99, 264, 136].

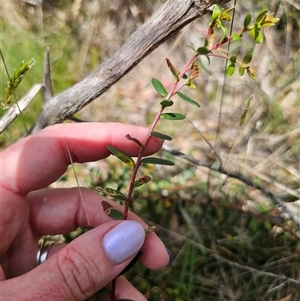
[166, 248, 175, 266]
[102, 221, 145, 265]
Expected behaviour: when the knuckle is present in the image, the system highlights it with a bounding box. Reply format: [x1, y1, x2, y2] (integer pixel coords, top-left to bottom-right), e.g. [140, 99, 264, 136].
[54, 246, 101, 299]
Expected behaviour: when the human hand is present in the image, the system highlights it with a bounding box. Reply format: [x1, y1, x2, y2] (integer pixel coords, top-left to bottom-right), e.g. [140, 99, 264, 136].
[0, 123, 172, 300]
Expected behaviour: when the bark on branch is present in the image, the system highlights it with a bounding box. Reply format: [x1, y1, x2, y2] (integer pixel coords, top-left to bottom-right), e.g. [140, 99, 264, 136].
[29, 0, 230, 134]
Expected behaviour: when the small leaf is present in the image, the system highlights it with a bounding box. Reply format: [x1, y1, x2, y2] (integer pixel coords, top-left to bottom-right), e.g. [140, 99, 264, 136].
[145, 226, 156, 234]
[220, 10, 232, 22]
[125, 134, 144, 148]
[220, 24, 228, 40]
[225, 63, 235, 77]
[196, 46, 211, 55]
[243, 13, 252, 29]
[197, 59, 212, 75]
[229, 54, 237, 64]
[239, 66, 245, 76]
[255, 32, 263, 44]
[176, 91, 200, 108]
[256, 9, 268, 24]
[160, 99, 174, 108]
[246, 67, 256, 79]
[134, 175, 152, 188]
[209, 4, 221, 26]
[242, 53, 253, 64]
[96, 187, 127, 200]
[162, 113, 186, 120]
[186, 44, 196, 52]
[187, 82, 197, 89]
[239, 95, 253, 126]
[141, 157, 175, 166]
[249, 24, 263, 44]
[261, 14, 280, 27]
[151, 131, 172, 141]
[166, 58, 179, 80]
[101, 201, 124, 220]
[232, 33, 241, 41]
[151, 78, 168, 97]
[107, 146, 135, 168]
[203, 38, 209, 47]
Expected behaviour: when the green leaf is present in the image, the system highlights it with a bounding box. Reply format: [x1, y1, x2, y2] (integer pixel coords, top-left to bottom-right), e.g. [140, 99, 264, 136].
[255, 32, 263, 44]
[220, 24, 228, 40]
[197, 59, 212, 75]
[229, 54, 237, 64]
[187, 82, 197, 89]
[107, 146, 135, 168]
[256, 9, 268, 24]
[151, 131, 172, 141]
[105, 208, 124, 220]
[160, 99, 174, 108]
[134, 175, 152, 188]
[176, 91, 200, 108]
[96, 187, 127, 200]
[243, 13, 252, 29]
[239, 96, 253, 126]
[246, 67, 256, 79]
[151, 78, 168, 97]
[102, 201, 123, 220]
[162, 113, 186, 120]
[186, 45, 197, 52]
[209, 4, 221, 26]
[225, 63, 235, 77]
[141, 157, 175, 166]
[242, 53, 253, 64]
[232, 33, 241, 41]
[239, 66, 245, 76]
[196, 46, 211, 55]
[249, 24, 263, 44]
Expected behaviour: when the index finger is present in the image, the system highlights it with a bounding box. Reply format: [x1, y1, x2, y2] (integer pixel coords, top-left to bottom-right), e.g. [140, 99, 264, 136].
[1, 122, 162, 195]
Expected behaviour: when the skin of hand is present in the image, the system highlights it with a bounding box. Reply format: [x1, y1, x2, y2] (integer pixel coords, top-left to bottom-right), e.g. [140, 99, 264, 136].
[0, 122, 170, 301]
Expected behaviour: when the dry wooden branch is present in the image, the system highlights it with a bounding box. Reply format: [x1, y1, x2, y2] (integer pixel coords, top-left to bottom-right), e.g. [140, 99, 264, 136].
[0, 84, 42, 133]
[29, 0, 230, 134]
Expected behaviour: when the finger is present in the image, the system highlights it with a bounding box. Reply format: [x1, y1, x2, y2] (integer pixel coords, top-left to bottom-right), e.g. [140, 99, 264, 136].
[110, 277, 147, 301]
[3, 220, 147, 301]
[28, 187, 171, 270]
[1, 122, 162, 195]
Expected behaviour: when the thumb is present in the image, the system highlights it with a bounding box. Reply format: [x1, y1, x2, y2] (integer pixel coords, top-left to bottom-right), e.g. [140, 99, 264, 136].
[6, 220, 145, 300]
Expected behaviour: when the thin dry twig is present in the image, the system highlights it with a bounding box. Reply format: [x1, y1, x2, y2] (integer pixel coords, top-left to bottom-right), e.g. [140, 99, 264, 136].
[43, 47, 53, 102]
[162, 145, 300, 231]
[156, 224, 300, 287]
[0, 84, 42, 133]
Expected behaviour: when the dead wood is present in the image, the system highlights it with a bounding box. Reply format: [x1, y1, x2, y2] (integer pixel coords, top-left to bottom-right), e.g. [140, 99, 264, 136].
[29, 0, 230, 134]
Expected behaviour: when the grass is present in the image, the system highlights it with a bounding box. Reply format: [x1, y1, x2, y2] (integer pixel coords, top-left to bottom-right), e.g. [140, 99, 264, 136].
[1, 1, 300, 300]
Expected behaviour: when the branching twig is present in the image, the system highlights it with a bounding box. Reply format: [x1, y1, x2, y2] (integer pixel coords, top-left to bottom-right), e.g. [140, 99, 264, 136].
[162, 145, 300, 231]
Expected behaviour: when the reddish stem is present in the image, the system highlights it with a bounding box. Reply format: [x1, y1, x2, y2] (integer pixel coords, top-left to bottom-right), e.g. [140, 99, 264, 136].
[111, 278, 116, 301]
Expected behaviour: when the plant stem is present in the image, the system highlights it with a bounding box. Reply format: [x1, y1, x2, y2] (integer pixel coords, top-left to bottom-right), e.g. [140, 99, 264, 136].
[111, 278, 116, 301]
[123, 107, 164, 219]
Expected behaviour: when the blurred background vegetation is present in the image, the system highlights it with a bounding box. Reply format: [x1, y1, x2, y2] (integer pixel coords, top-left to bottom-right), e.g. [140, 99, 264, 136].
[1, 0, 299, 300]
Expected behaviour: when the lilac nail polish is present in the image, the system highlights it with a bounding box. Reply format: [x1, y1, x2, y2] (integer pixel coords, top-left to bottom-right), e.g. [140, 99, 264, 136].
[102, 221, 145, 265]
